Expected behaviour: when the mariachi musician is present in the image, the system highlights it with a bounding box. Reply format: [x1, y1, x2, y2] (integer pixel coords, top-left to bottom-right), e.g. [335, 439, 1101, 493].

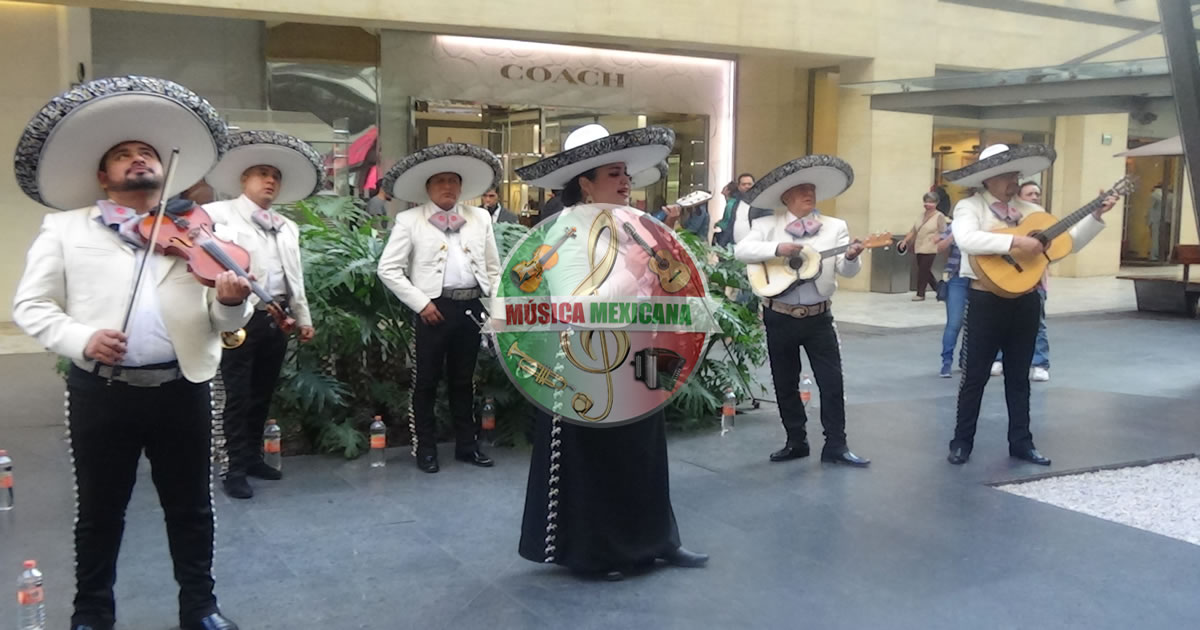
[735, 155, 871, 468]
[376, 143, 503, 473]
[11, 77, 250, 630]
[204, 131, 321, 499]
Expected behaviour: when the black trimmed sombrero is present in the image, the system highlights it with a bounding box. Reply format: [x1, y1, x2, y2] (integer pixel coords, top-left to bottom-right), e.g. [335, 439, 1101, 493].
[745, 155, 854, 210]
[631, 161, 668, 190]
[943, 144, 1056, 188]
[516, 126, 675, 189]
[207, 130, 323, 204]
[13, 75, 225, 211]
[382, 143, 501, 205]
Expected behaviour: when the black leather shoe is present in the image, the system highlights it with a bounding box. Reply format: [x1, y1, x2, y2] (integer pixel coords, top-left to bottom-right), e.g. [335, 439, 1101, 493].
[417, 454, 440, 473]
[182, 613, 240, 630]
[662, 546, 709, 568]
[603, 570, 625, 582]
[455, 450, 494, 467]
[1010, 448, 1051, 466]
[71, 624, 111, 630]
[820, 449, 871, 467]
[947, 448, 970, 465]
[769, 441, 810, 462]
[247, 460, 282, 481]
[222, 475, 253, 499]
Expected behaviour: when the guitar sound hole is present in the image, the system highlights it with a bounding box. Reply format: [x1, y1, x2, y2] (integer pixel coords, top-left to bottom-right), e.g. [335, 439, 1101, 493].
[788, 258, 803, 270]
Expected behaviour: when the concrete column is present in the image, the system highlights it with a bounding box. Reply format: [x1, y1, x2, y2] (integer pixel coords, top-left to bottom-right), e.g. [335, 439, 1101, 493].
[0, 3, 91, 322]
[1049, 113, 1128, 277]
[734, 55, 809, 181]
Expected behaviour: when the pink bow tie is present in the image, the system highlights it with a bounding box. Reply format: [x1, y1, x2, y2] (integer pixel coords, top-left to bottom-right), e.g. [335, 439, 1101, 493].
[989, 201, 1021, 226]
[252, 208, 286, 232]
[785, 216, 822, 238]
[429, 210, 466, 232]
[97, 201, 146, 247]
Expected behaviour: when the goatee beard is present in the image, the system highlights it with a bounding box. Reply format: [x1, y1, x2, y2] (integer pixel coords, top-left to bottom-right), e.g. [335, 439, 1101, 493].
[110, 174, 162, 193]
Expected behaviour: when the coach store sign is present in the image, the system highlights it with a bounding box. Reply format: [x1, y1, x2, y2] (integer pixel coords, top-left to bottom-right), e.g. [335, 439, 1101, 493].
[499, 64, 626, 89]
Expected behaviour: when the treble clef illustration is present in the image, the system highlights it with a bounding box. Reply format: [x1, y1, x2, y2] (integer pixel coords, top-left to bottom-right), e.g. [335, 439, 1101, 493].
[562, 208, 628, 422]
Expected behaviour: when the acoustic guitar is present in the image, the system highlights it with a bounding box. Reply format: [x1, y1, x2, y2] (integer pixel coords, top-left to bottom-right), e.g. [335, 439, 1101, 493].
[969, 176, 1134, 298]
[512, 227, 578, 293]
[747, 232, 893, 298]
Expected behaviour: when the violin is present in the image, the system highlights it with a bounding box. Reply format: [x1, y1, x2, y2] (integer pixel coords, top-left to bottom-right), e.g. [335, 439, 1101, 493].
[136, 201, 296, 333]
[511, 227, 577, 293]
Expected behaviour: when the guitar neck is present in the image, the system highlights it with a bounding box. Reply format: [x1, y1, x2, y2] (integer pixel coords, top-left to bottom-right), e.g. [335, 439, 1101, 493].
[1040, 189, 1113, 241]
[623, 222, 658, 258]
[817, 244, 851, 259]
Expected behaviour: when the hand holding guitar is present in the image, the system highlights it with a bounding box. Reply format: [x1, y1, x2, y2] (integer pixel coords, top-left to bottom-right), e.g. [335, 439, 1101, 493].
[1010, 235, 1044, 256]
[845, 238, 865, 260]
[776, 242, 804, 258]
[1094, 190, 1120, 217]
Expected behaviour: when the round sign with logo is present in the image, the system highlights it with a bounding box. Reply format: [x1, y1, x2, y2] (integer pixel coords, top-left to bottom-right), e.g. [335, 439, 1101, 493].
[489, 204, 718, 427]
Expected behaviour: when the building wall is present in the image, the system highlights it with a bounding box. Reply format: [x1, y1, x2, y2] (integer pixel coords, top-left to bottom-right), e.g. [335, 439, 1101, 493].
[91, 9, 266, 109]
[734, 55, 810, 182]
[0, 3, 90, 324]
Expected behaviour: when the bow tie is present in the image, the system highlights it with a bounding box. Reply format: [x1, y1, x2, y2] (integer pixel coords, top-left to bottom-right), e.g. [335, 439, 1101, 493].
[989, 201, 1022, 226]
[429, 209, 466, 232]
[252, 208, 286, 232]
[97, 201, 147, 247]
[784, 216, 822, 238]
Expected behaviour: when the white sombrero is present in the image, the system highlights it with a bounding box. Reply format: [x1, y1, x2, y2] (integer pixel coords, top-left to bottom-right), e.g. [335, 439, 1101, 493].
[382, 143, 501, 204]
[631, 161, 668, 190]
[942, 144, 1056, 188]
[14, 76, 225, 211]
[207, 130, 323, 204]
[745, 155, 855, 210]
[516, 125, 674, 189]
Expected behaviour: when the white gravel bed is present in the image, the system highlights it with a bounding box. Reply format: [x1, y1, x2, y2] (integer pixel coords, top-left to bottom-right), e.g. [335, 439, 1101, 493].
[998, 457, 1200, 546]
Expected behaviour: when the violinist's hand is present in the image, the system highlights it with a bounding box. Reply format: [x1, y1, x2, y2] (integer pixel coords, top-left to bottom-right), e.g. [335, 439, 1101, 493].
[664, 204, 682, 219]
[419, 302, 444, 326]
[85, 329, 127, 365]
[298, 326, 316, 343]
[215, 270, 252, 306]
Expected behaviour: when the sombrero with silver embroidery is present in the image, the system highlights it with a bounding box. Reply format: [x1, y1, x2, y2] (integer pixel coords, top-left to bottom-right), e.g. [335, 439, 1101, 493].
[516, 124, 675, 189]
[382, 143, 502, 204]
[207, 130, 323, 204]
[745, 155, 855, 210]
[942, 144, 1056, 189]
[631, 161, 668, 190]
[13, 75, 225, 211]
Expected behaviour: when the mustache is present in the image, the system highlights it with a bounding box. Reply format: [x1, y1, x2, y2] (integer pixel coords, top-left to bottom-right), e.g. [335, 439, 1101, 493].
[110, 172, 163, 193]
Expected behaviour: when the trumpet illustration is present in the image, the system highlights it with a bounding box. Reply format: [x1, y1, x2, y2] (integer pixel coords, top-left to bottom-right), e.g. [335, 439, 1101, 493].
[507, 341, 595, 415]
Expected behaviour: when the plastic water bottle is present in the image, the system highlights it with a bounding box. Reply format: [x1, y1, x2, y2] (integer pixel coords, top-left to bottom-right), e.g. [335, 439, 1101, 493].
[800, 373, 814, 408]
[369, 416, 386, 468]
[17, 560, 45, 630]
[263, 419, 282, 471]
[0, 450, 12, 511]
[721, 388, 736, 436]
[480, 398, 496, 446]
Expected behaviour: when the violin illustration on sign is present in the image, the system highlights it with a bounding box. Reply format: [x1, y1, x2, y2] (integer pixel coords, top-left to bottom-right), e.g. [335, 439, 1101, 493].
[512, 227, 578, 293]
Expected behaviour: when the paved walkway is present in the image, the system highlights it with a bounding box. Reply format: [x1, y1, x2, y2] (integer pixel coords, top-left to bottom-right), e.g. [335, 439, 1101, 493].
[2, 310, 1198, 629]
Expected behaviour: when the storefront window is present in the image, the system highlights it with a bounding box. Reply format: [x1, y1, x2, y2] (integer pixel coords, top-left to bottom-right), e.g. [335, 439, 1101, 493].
[932, 124, 1054, 211]
[412, 99, 709, 224]
[1122, 149, 1183, 264]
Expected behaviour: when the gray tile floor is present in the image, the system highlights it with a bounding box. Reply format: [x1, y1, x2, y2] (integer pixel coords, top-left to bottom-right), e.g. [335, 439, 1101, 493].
[2, 311, 1199, 629]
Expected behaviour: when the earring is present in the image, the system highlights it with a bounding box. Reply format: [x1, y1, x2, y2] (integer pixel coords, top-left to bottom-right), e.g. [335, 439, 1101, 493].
[584, 194, 594, 204]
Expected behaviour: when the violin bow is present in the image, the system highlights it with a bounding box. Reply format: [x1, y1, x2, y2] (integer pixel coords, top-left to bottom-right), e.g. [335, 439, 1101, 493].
[108, 147, 180, 385]
[119, 147, 180, 335]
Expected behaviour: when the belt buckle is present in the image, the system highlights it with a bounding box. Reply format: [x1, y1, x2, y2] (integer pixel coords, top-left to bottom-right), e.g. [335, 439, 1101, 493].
[795, 304, 809, 317]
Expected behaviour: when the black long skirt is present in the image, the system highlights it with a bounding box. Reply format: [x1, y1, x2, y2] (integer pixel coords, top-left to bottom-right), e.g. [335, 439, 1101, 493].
[518, 410, 681, 573]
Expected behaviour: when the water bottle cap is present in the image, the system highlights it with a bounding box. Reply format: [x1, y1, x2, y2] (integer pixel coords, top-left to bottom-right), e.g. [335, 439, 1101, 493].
[267, 419, 277, 424]
[373, 415, 382, 421]
[0, 449, 7, 455]
[23, 560, 35, 569]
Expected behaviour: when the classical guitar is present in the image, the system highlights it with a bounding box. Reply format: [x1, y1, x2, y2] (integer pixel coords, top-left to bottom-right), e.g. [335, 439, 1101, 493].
[970, 176, 1134, 298]
[622, 221, 692, 293]
[512, 227, 578, 293]
[747, 232, 893, 298]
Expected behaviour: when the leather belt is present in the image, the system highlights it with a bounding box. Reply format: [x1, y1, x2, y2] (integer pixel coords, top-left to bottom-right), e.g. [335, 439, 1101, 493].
[443, 287, 483, 301]
[85, 361, 183, 387]
[765, 299, 830, 319]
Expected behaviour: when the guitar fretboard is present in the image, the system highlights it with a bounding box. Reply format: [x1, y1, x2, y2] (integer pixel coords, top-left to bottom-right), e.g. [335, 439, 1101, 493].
[1039, 184, 1122, 241]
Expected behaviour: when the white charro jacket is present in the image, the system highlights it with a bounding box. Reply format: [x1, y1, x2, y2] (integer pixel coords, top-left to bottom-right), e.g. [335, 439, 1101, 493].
[205, 195, 312, 327]
[12, 206, 253, 382]
[377, 202, 502, 315]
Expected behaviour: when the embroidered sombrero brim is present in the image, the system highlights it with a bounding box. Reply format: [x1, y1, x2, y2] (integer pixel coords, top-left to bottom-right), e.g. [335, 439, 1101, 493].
[207, 131, 323, 204]
[631, 161, 668, 190]
[745, 155, 854, 210]
[383, 143, 501, 204]
[14, 76, 225, 211]
[516, 127, 675, 189]
[942, 144, 1056, 188]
